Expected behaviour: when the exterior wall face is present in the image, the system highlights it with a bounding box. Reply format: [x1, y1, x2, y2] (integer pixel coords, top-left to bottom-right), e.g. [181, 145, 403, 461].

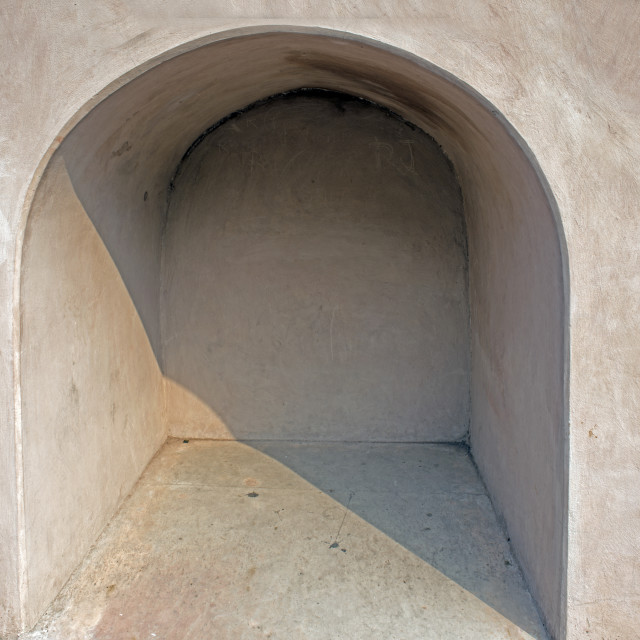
[163, 92, 470, 442]
[19, 154, 166, 626]
[0, 429, 20, 635]
[2, 6, 637, 640]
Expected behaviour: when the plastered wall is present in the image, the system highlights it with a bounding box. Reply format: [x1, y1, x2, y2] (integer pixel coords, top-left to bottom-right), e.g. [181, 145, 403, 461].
[1, 4, 638, 640]
[163, 92, 469, 442]
[19, 154, 166, 625]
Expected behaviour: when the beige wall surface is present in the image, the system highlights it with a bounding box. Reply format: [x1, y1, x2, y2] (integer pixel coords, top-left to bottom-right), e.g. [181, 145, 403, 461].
[0, 3, 638, 639]
[19, 154, 166, 626]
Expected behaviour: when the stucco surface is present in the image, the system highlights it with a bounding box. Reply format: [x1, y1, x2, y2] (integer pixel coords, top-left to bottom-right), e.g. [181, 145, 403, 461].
[0, 3, 638, 640]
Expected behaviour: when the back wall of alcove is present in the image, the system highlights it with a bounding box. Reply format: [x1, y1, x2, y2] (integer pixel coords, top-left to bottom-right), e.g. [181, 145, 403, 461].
[162, 91, 470, 442]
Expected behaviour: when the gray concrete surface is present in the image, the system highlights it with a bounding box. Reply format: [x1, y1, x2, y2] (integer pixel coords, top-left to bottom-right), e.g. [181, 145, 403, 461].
[1, 5, 638, 640]
[163, 92, 469, 442]
[20, 439, 547, 640]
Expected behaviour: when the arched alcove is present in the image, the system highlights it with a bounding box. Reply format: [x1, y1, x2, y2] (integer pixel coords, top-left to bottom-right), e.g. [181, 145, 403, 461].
[18, 28, 568, 639]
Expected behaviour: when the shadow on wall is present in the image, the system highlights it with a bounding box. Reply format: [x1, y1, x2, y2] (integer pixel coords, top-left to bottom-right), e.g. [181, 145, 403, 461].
[161, 91, 470, 444]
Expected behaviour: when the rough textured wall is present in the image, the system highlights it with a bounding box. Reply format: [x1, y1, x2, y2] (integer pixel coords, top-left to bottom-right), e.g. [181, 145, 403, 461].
[163, 92, 469, 442]
[19, 154, 166, 627]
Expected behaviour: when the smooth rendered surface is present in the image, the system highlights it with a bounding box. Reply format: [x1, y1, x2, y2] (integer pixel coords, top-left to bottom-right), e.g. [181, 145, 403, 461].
[20, 439, 547, 640]
[1, 5, 638, 640]
[19, 154, 166, 626]
[164, 93, 469, 442]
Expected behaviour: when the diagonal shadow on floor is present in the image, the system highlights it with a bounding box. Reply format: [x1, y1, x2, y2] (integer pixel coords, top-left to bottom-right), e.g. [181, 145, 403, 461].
[20, 439, 548, 640]
[246, 439, 547, 639]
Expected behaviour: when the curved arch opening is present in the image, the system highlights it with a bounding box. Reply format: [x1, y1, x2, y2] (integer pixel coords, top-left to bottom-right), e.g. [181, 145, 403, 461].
[18, 29, 568, 639]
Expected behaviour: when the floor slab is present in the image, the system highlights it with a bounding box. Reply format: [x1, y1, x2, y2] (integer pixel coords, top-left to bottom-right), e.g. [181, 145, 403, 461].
[21, 439, 548, 639]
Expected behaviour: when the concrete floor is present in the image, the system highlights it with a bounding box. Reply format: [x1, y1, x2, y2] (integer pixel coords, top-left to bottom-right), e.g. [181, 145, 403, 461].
[22, 439, 548, 639]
